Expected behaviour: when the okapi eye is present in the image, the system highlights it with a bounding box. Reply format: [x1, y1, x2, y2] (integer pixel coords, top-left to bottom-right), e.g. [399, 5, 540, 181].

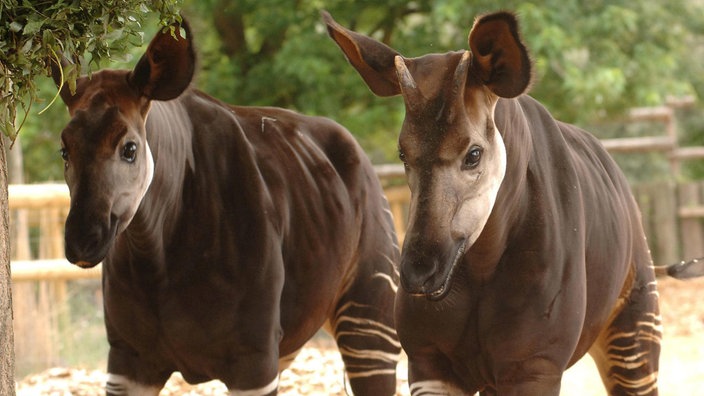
[463, 146, 482, 170]
[59, 147, 69, 162]
[121, 142, 138, 163]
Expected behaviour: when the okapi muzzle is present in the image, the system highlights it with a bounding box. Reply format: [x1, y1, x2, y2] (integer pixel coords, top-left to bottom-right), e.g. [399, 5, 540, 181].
[395, 52, 507, 300]
[400, 201, 468, 300]
[64, 181, 119, 268]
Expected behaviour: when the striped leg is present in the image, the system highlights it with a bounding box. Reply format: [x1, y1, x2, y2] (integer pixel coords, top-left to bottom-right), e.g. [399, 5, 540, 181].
[105, 346, 170, 396]
[589, 277, 662, 396]
[107, 368, 279, 396]
[327, 253, 401, 395]
[328, 300, 401, 395]
[106, 374, 161, 396]
[323, 191, 402, 395]
[408, 380, 466, 395]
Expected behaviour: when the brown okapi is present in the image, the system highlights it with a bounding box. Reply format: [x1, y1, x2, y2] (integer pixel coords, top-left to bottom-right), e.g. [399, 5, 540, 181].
[52, 20, 401, 395]
[324, 10, 666, 396]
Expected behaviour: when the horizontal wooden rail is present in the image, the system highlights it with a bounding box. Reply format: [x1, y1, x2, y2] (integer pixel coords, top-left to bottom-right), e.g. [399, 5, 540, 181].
[628, 106, 673, 122]
[11, 260, 101, 282]
[9, 183, 70, 209]
[600, 136, 675, 153]
[679, 206, 704, 220]
[373, 164, 405, 179]
[673, 146, 704, 160]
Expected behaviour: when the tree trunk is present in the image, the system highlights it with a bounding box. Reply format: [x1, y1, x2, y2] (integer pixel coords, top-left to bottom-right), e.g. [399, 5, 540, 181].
[0, 135, 15, 395]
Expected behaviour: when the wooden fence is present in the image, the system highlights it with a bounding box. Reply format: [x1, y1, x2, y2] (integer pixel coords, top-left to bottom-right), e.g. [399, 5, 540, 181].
[8, 101, 704, 376]
[9, 184, 72, 375]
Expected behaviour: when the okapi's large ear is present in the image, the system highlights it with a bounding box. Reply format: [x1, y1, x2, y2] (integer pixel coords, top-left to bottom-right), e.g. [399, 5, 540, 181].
[128, 18, 195, 101]
[322, 11, 401, 97]
[468, 12, 532, 98]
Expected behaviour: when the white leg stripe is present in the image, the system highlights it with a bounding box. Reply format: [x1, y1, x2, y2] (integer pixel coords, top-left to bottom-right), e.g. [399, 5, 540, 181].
[373, 272, 399, 293]
[106, 373, 160, 396]
[338, 345, 400, 363]
[229, 375, 279, 396]
[409, 380, 464, 396]
[334, 316, 402, 348]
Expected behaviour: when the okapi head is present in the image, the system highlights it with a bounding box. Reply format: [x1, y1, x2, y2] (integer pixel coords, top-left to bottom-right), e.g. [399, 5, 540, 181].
[52, 21, 195, 267]
[324, 11, 532, 299]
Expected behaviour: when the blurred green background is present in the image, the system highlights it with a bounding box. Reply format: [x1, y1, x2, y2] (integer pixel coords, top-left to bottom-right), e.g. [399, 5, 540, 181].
[9, 0, 704, 184]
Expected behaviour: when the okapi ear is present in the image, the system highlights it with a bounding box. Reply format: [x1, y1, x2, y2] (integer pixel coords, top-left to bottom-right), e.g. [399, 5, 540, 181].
[468, 12, 532, 98]
[322, 10, 401, 97]
[128, 18, 195, 101]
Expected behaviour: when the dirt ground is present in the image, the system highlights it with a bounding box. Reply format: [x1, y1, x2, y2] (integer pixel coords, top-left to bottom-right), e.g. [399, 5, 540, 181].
[16, 277, 704, 395]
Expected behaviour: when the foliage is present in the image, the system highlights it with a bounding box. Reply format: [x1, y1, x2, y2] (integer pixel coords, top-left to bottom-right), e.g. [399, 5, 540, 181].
[0, 0, 182, 140]
[182, 0, 703, 159]
[513, 0, 703, 123]
[182, 0, 418, 163]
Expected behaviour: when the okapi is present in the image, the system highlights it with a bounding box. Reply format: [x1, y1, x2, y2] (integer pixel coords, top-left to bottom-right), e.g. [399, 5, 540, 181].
[324, 10, 668, 395]
[52, 20, 401, 395]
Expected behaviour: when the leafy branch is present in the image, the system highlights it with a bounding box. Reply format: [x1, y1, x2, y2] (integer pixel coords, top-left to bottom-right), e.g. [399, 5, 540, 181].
[0, 0, 182, 141]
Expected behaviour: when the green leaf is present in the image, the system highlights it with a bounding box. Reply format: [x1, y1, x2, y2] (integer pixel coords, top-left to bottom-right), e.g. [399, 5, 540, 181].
[19, 38, 33, 54]
[42, 29, 56, 47]
[9, 21, 23, 33]
[23, 18, 45, 36]
[104, 28, 124, 41]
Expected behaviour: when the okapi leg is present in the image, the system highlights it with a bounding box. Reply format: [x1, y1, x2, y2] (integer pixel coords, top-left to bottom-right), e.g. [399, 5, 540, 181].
[105, 374, 161, 396]
[405, 353, 467, 396]
[327, 254, 401, 395]
[589, 275, 662, 396]
[105, 346, 170, 396]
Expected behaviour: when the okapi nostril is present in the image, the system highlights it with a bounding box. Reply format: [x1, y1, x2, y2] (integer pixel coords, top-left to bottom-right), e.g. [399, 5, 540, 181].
[400, 255, 441, 295]
[400, 267, 432, 294]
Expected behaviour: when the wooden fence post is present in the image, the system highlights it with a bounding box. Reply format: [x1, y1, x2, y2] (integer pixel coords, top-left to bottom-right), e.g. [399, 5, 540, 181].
[383, 185, 410, 246]
[651, 181, 680, 266]
[678, 182, 704, 261]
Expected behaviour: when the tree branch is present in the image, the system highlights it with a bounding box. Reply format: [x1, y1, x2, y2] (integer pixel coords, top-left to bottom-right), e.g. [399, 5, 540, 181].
[213, 0, 246, 59]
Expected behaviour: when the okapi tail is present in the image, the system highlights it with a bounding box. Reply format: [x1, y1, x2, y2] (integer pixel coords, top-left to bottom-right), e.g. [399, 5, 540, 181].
[655, 257, 704, 279]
